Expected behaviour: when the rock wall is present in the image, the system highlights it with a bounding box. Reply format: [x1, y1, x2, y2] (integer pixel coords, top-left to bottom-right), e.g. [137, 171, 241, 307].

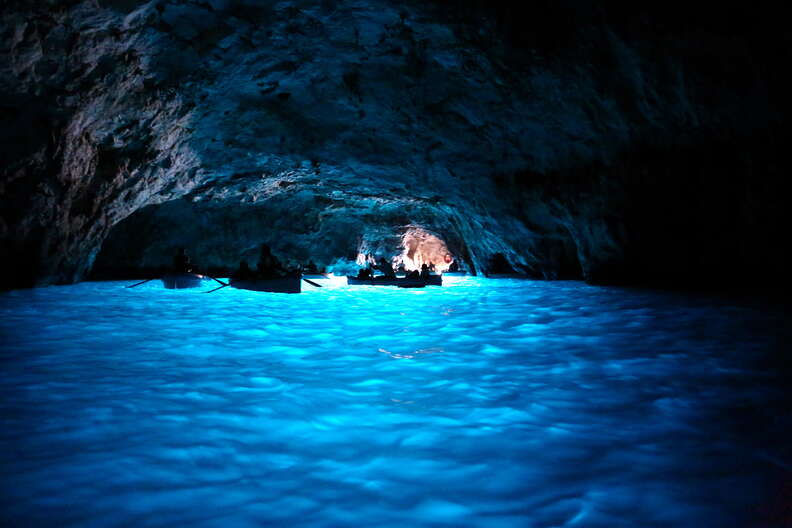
[1, 0, 788, 289]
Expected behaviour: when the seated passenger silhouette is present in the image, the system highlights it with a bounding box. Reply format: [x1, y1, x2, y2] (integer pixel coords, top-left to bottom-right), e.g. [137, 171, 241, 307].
[173, 248, 192, 273]
[233, 260, 254, 280]
[376, 257, 396, 278]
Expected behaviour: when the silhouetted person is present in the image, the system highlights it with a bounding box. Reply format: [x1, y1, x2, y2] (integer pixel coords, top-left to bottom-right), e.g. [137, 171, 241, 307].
[420, 263, 430, 279]
[357, 266, 372, 279]
[173, 248, 192, 273]
[257, 244, 285, 277]
[233, 260, 253, 280]
[376, 257, 396, 278]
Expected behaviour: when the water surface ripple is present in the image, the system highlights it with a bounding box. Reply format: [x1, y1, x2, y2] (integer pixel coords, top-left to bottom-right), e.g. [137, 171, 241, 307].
[0, 278, 789, 526]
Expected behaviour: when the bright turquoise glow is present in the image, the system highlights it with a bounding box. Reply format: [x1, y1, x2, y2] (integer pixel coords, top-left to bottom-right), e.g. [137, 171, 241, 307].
[0, 277, 787, 526]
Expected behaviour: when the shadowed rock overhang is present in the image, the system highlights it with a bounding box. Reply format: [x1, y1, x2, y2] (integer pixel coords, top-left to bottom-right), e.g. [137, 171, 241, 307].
[1, 0, 788, 289]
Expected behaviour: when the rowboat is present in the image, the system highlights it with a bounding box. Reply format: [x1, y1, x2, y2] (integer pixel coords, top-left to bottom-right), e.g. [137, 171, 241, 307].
[346, 275, 442, 287]
[161, 273, 210, 289]
[229, 276, 302, 293]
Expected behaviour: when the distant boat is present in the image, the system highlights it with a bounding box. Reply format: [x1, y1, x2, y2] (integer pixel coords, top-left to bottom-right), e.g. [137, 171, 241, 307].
[161, 273, 210, 289]
[229, 276, 302, 294]
[347, 275, 442, 288]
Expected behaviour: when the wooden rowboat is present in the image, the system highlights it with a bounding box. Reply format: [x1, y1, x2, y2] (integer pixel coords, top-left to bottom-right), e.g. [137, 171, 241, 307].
[346, 275, 442, 287]
[161, 273, 210, 289]
[229, 276, 302, 294]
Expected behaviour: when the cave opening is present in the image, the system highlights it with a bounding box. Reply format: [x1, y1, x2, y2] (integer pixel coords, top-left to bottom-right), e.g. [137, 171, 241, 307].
[396, 227, 455, 273]
[355, 226, 458, 275]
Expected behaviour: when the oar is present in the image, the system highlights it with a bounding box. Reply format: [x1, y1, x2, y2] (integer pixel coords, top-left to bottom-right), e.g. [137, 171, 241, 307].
[126, 278, 155, 288]
[303, 278, 322, 288]
[205, 284, 229, 293]
[206, 275, 227, 287]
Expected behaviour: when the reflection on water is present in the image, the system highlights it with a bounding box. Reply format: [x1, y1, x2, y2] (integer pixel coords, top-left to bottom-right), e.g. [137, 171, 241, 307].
[0, 277, 789, 526]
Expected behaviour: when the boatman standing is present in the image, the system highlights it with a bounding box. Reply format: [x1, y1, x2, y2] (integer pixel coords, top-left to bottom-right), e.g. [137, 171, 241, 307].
[257, 244, 286, 277]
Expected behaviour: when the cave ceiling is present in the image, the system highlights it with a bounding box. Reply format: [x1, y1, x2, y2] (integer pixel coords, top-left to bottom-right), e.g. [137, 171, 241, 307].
[0, 0, 787, 288]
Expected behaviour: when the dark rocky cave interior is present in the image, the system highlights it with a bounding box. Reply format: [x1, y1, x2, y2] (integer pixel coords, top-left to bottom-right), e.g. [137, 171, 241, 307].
[2, 0, 789, 292]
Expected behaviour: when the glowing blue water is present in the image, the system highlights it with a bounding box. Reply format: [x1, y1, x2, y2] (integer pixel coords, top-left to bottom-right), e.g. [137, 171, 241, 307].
[0, 277, 789, 526]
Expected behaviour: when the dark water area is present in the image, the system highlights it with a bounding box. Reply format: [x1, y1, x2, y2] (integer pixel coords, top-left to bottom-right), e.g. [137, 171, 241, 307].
[1, 277, 790, 526]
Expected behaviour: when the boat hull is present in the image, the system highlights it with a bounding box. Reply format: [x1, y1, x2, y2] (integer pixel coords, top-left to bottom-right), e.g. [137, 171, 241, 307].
[161, 273, 209, 289]
[230, 276, 302, 293]
[347, 275, 442, 287]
